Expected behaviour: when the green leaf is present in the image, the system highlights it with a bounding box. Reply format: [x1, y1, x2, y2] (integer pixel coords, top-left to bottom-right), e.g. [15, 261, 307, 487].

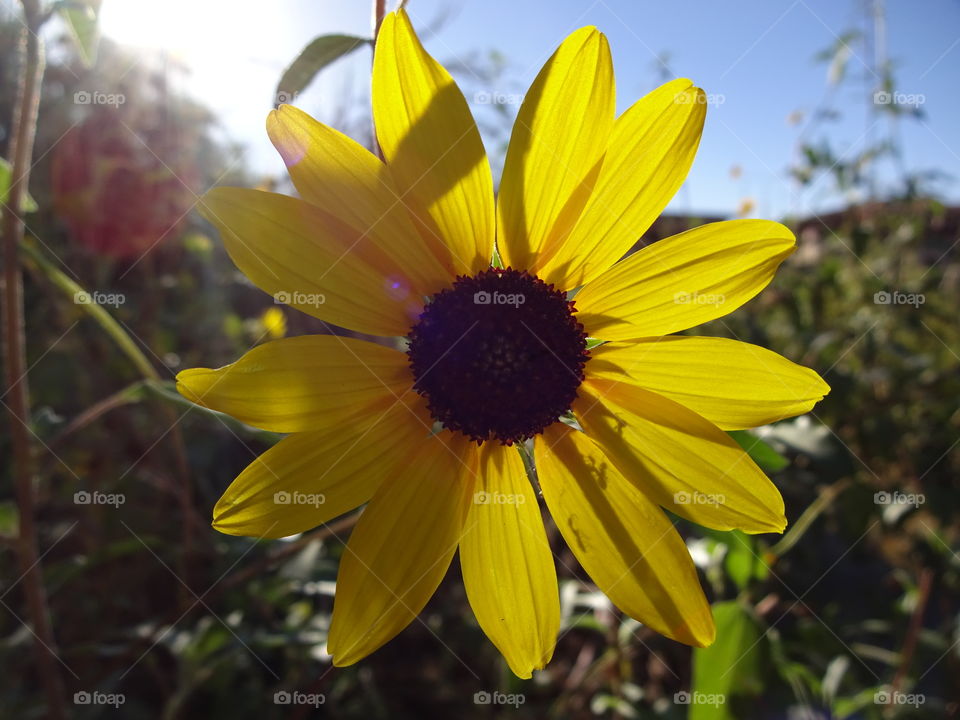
[58, 0, 102, 67]
[0, 157, 39, 212]
[724, 532, 756, 591]
[729, 430, 789, 472]
[689, 601, 765, 720]
[710, 530, 771, 591]
[275, 34, 370, 103]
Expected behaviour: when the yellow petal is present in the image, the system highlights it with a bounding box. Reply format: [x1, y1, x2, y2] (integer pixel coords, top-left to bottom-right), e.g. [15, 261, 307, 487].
[212, 401, 430, 539]
[328, 432, 477, 666]
[373, 10, 494, 276]
[176, 335, 411, 433]
[497, 27, 614, 272]
[576, 219, 795, 340]
[537, 79, 706, 289]
[576, 379, 786, 534]
[198, 187, 424, 337]
[267, 104, 453, 292]
[536, 423, 715, 646]
[460, 444, 559, 678]
[587, 337, 830, 430]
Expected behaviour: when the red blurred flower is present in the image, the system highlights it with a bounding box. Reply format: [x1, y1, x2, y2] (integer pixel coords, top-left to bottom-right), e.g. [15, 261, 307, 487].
[52, 104, 199, 260]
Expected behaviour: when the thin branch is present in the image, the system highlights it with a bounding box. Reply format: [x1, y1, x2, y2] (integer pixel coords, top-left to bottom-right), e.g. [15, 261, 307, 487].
[1, 1, 66, 717]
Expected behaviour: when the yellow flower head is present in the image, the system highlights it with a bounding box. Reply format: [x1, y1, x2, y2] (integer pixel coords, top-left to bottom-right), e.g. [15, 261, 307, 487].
[177, 10, 829, 678]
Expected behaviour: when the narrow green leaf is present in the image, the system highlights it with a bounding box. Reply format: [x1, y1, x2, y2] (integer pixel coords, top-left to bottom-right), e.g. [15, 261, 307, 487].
[58, 0, 102, 67]
[275, 34, 370, 102]
[729, 430, 789, 472]
[689, 601, 765, 720]
[20, 238, 159, 380]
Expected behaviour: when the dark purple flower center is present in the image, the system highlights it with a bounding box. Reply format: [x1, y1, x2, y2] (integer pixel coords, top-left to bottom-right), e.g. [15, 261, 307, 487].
[406, 268, 589, 445]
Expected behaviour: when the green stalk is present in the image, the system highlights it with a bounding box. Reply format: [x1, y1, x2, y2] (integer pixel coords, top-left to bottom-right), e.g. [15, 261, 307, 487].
[20, 239, 160, 381]
[768, 479, 851, 558]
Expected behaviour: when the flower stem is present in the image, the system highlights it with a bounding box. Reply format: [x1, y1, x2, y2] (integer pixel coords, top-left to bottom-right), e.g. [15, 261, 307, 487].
[1, 2, 67, 718]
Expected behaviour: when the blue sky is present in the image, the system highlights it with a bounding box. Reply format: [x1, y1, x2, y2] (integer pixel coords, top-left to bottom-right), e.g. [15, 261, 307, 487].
[87, 0, 960, 219]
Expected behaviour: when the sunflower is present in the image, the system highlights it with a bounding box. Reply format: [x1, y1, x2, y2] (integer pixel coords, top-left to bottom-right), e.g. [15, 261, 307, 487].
[178, 10, 829, 678]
